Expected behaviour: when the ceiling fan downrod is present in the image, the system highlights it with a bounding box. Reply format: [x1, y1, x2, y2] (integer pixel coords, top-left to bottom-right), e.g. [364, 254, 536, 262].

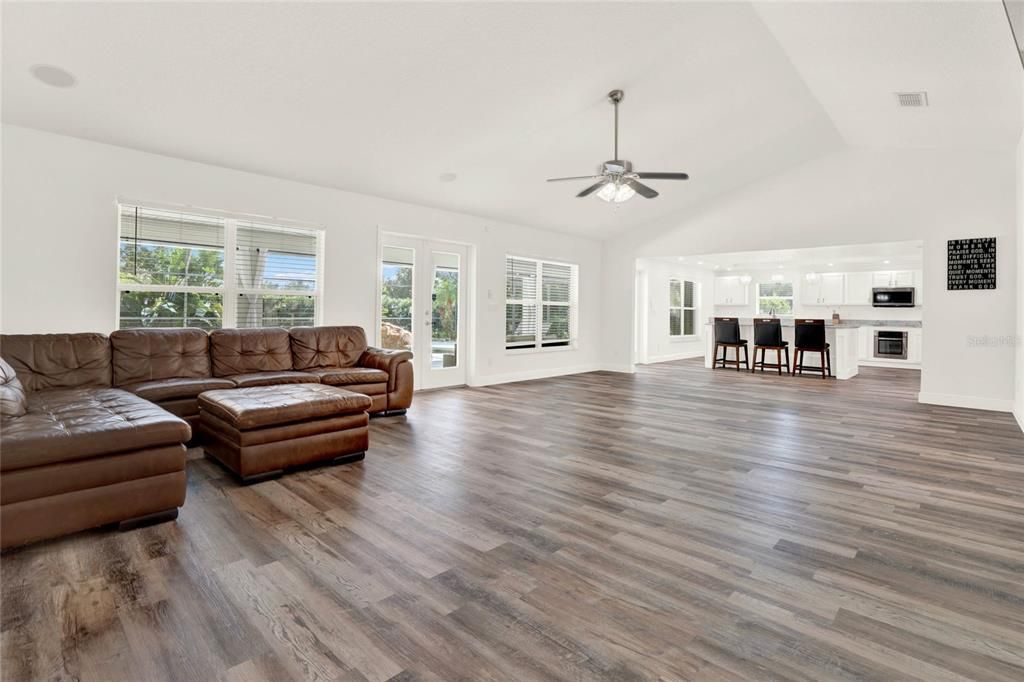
[609, 89, 624, 161]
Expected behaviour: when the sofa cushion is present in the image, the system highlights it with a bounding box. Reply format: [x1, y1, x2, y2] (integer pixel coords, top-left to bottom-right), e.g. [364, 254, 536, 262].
[289, 326, 368, 370]
[122, 376, 236, 402]
[209, 328, 292, 376]
[227, 371, 320, 388]
[199, 384, 372, 430]
[303, 366, 388, 386]
[0, 333, 111, 392]
[0, 357, 28, 417]
[111, 327, 213, 386]
[0, 388, 191, 471]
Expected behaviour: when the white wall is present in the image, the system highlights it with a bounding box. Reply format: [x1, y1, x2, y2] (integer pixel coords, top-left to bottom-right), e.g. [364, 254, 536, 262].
[0, 125, 605, 387]
[1016, 127, 1024, 430]
[603, 148, 1018, 411]
[636, 259, 712, 363]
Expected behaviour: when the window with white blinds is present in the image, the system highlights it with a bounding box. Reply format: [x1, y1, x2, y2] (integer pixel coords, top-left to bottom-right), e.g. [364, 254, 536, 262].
[505, 256, 578, 350]
[117, 204, 322, 330]
[669, 279, 697, 337]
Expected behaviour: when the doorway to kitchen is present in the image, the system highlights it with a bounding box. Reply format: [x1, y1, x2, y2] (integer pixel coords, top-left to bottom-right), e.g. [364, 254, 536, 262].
[378, 235, 469, 390]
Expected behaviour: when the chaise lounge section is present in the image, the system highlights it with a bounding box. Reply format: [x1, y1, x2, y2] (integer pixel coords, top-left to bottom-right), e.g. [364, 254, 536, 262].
[0, 334, 191, 550]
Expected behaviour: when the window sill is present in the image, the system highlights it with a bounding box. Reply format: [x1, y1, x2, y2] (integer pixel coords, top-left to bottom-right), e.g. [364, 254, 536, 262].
[669, 335, 700, 342]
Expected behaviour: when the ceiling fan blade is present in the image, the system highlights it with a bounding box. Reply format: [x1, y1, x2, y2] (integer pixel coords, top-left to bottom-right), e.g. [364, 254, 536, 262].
[627, 179, 659, 199]
[547, 175, 601, 183]
[576, 180, 609, 198]
[635, 172, 690, 181]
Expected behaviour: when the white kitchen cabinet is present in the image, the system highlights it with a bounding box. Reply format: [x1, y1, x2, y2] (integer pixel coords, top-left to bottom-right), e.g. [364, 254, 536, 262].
[871, 270, 915, 288]
[892, 271, 915, 287]
[714, 277, 748, 305]
[907, 329, 922, 363]
[820, 273, 845, 305]
[858, 327, 873, 360]
[845, 272, 873, 305]
[802, 273, 844, 305]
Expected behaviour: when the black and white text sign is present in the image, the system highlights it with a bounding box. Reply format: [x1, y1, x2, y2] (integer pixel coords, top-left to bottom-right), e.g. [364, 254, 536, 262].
[947, 238, 996, 290]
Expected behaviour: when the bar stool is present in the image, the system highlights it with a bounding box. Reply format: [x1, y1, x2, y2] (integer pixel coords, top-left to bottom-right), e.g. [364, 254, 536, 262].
[751, 318, 790, 375]
[793, 319, 831, 379]
[713, 317, 749, 371]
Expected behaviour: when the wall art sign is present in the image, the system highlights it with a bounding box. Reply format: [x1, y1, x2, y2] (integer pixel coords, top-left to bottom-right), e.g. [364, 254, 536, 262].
[947, 237, 996, 290]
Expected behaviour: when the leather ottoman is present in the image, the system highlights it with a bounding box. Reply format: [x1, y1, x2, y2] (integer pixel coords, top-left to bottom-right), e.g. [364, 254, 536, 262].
[198, 384, 372, 483]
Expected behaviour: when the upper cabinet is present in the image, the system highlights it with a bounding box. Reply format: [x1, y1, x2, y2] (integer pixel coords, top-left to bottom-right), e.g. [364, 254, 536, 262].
[872, 270, 915, 288]
[845, 272, 873, 305]
[713, 276, 748, 305]
[802, 273, 844, 306]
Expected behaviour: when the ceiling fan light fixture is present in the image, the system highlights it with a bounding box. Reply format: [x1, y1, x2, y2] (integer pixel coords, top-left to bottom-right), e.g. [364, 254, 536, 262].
[596, 181, 636, 203]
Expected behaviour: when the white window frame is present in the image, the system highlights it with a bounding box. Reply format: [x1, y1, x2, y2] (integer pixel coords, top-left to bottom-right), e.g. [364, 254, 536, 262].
[756, 280, 794, 317]
[116, 201, 325, 330]
[669, 279, 698, 339]
[505, 255, 579, 353]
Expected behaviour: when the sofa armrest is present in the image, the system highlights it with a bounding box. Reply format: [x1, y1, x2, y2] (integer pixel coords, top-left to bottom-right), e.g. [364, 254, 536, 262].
[360, 347, 412, 373]
[360, 347, 413, 393]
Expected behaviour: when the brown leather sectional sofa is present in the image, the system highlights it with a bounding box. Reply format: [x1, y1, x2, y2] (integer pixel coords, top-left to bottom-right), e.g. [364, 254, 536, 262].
[0, 325, 412, 549]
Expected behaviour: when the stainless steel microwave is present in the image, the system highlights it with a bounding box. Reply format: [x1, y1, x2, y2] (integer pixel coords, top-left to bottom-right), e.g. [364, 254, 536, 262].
[872, 287, 915, 307]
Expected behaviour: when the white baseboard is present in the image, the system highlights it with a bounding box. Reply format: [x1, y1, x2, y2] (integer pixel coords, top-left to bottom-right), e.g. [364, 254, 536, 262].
[918, 391, 1015, 413]
[599, 363, 636, 374]
[1014, 407, 1024, 433]
[469, 363, 605, 387]
[859, 359, 921, 370]
[643, 350, 705, 364]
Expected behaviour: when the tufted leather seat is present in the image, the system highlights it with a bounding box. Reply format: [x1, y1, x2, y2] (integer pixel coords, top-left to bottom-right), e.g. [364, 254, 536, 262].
[303, 367, 389, 385]
[121, 377, 236, 402]
[225, 370, 320, 388]
[1, 387, 190, 470]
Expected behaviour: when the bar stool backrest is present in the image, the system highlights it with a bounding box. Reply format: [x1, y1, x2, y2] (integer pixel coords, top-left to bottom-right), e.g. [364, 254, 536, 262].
[795, 319, 826, 350]
[753, 318, 783, 347]
[714, 317, 741, 344]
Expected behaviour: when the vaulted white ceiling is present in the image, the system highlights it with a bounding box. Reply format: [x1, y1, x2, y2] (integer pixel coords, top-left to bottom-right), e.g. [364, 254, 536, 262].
[3, 2, 1020, 239]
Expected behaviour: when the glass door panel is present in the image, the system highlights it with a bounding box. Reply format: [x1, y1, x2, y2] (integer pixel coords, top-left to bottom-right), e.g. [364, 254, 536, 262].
[380, 245, 414, 351]
[431, 252, 460, 370]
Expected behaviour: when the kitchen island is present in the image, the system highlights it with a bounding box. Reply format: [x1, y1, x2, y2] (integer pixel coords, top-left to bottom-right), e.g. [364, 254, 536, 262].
[704, 318, 862, 379]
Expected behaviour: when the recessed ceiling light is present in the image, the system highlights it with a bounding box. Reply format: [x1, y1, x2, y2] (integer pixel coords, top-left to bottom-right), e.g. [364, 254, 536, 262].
[438, 172, 457, 183]
[883, 260, 891, 264]
[726, 267, 733, 272]
[677, 257, 684, 261]
[777, 265, 784, 269]
[30, 64, 76, 88]
[697, 261, 704, 265]
[828, 263, 834, 267]
[712, 265, 720, 270]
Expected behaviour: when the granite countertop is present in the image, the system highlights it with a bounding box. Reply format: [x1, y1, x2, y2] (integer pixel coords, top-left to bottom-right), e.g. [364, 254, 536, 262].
[705, 318, 922, 329]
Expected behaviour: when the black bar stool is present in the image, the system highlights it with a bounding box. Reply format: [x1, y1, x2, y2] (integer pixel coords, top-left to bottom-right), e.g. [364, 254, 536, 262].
[751, 318, 789, 375]
[713, 317, 748, 371]
[793, 319, 831, 379]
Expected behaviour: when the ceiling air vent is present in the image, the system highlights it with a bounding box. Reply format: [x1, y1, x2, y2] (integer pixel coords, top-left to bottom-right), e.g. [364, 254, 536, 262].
[895, 91, 928, 107]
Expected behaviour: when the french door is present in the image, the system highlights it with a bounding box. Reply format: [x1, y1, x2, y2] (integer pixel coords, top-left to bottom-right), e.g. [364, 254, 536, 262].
[378, 235, 468, 390]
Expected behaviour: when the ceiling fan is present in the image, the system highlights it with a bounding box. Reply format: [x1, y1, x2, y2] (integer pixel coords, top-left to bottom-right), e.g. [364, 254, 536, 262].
[547, 89, 689, 203]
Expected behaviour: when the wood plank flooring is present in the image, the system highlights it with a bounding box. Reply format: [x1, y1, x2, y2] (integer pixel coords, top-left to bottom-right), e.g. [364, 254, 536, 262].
[3, 359, 1023, 681]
